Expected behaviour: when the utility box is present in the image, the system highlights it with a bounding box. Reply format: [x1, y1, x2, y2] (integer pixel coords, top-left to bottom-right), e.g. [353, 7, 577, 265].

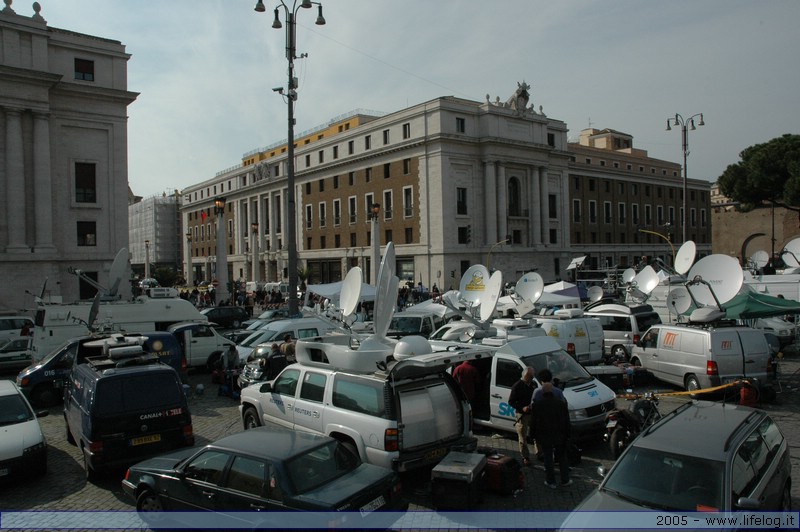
[431, 451, 486, 510]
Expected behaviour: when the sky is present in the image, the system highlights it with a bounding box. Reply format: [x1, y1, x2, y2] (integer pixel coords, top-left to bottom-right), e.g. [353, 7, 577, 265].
[31, 0, 800, 198]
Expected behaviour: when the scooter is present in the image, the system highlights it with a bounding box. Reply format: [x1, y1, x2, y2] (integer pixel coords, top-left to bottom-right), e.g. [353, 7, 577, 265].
[603, 392, 662, 459]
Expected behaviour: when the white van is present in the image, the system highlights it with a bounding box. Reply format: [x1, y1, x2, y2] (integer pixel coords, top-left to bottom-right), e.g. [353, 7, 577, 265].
[235, 317, 336, 362]
[534, 309, 605, 365]
[467, 336, 617, 439]
[168, 322, 236, 371]
[0, 315, 33, 342]
[631, 324, 775, 392]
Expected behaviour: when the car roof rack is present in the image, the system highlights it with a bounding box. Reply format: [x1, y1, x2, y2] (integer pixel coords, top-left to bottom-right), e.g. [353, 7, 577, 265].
[85, 346, 161, 372]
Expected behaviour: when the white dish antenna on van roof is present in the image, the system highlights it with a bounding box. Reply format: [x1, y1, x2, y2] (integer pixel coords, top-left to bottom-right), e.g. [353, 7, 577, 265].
[782, 237, 800, 267]
[479, 271, 503, 322]
[621, 268, 636, 285]
[674, 240, 696, 275]
[459, 264, 491, 316]
[587, 286, 604, 303]
[666, 285, 693, 315]
[684, 254, 743, 323]
[750, 250, 770, 269]
[627, 265, 660, 302]
[515, 272, 544, 304]
[339, 267, 362, 320]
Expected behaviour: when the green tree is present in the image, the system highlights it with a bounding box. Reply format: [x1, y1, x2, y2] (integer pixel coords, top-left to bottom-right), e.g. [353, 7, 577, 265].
[717, 134, 800, 212]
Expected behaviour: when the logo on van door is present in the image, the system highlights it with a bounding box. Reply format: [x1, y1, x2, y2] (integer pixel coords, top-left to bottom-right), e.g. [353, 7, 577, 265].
[663, 331, 679, 348]
[575, 327, 586, 337]
[720, 340, 732, 350]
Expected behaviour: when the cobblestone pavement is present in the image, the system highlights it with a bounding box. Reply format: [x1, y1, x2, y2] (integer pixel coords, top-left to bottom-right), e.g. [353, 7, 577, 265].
[1, 352, 799, 530]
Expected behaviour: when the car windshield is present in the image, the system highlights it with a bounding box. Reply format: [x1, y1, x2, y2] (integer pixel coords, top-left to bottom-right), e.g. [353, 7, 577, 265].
[520, 351, 593, 387]
[38, 341, 78, 366]
[241, 330, 280, 348]
[285, 440, 360, 494]
[245, 320, 266, 331]
[0, 393, 35, 426]
[390, 316, 421, 333]
[601, 446, 724, 511]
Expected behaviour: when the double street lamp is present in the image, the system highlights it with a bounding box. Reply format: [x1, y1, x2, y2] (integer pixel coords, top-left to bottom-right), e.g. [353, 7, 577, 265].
[666, 112, 704, 244]
[251, 222, 260, 284]
[256, 0, 326, 317]
[369, 203, 381, 285]
[214, 196, 229, 305]
[185, 231, 193, 288]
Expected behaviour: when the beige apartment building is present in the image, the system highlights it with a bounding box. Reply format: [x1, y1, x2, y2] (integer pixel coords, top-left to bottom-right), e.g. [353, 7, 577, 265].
[182, 85, 712, 291]
[0, 5, 137, 311]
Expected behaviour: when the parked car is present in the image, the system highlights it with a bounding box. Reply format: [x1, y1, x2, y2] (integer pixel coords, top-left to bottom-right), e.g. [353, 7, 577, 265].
[387, 311, 447, 339]
[534, 309, 605, 365]
[0, 337, 32, 372]
[747, 316, 797, 347]
[563, 401, 791, 522]
[64, 349, 194, 479]
[241, 307, 291, 328]
[200, 306, 251, 329]
[584, 303, 662, 362]
[167, 322, 235, 372]
[235, 317, 335, 362]
[121, 426, 407, 527]
[0, 315, 33, 343]
[0, 380, 48, 481]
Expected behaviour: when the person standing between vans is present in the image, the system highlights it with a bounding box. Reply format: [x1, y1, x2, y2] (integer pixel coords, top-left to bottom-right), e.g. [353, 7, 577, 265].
[266, 343, 288, 380]
[508, 367, 536, 466]
[531, 369, 565, 403]
[531, 382, 572, 488]
[452, 360, 480, 410]
[280, 334, 296, 364]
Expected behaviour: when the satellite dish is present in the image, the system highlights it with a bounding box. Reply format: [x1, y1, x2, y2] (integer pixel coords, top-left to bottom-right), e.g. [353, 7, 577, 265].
[674, 241, 696, 275]
[372, 243, 397, 339]
[587, 286, 604, 303]
[686, 254, 743, 306]
[515, 272, 544, 304]
[666, 286, 693, 314]
[750, 250, 769, 269]
[632, 266, 660, 295]
[622, 268, 636, 284]
[107, 248, 128, 297]
[479, 271, 503, 322]
[339, 267, 362, 319]
[782, 237, 800, 267]
[459, 265, 491, 309]
[87, 292, 102, 331]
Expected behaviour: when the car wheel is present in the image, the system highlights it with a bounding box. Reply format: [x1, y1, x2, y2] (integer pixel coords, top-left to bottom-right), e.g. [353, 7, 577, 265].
[242, 406, 262, 429]
[685, 374, 701, 397]
[611, 345, 628, 362]
[609, 428, 629, 459]
[631, 357, 642, 367]
[233, 320, 241, 328]
[32, 383, 58, 407]
[780, 482, 792, 511]
[340, 440, 359, 460]
[137, 488, 164, 512]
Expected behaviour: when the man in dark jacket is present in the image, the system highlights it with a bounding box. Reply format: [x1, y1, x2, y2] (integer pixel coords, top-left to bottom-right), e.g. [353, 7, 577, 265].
[265, 343, 288, 380]
[531, 383, 572, 488]
[508, 366, 537, 466]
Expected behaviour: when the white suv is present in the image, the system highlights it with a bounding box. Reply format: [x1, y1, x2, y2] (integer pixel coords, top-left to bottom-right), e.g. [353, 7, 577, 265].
[239, 347, 477, 472]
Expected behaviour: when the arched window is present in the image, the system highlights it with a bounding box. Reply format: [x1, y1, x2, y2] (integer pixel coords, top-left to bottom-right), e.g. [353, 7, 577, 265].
[508, 177, 521, 216]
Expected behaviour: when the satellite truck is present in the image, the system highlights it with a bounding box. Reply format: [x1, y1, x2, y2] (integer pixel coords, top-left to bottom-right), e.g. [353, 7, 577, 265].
[29, 249, 206, 362]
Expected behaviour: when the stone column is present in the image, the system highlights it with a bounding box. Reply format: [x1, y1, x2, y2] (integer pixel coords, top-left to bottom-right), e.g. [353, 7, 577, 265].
[33, 111, 55, 252]
[530, 166, 542, 246]
[5, 107, 28, 252]
[483, 160, 497, 245]
[560, 169, 570, 246]
[539, 166, 549, 245]
[497, 165, 508, 243]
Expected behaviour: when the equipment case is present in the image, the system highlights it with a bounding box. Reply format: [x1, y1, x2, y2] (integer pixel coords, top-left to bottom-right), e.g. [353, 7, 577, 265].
[431, 451, 486, 510]
[484, 453, 524, 495]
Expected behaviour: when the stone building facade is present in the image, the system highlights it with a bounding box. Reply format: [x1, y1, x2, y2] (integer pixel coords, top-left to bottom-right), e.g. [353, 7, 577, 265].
[0, 3, 137, 310]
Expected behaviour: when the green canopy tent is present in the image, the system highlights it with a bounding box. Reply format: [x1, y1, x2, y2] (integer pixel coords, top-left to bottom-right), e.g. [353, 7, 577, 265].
[722, 291, 800, 319]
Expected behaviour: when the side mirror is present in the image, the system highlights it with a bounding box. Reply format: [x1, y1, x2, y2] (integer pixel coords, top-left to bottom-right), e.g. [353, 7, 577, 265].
[736, 496, 761, 510]
[597, 466, 607, 478]
[259, 382, 272, 393]
[35, 410, 50, 418]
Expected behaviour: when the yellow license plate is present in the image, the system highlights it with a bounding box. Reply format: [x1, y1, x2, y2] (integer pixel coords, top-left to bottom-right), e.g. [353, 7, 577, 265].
[424, 447, 448, 462]
[131, 434, 161, 446]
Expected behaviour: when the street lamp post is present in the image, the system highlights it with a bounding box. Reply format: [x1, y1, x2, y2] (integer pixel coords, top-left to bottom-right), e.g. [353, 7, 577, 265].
[214, 196, 229, 305]
[144, 240, 151, 279]
[256, 0, 325, 317]
[185, 231, 193, 288]
[637, 227, 675, 264]
[666, 112, 704, 243]
[486, 238, 510, 272]
[369, 203, 381, 285]
[251, 222, 260, 284]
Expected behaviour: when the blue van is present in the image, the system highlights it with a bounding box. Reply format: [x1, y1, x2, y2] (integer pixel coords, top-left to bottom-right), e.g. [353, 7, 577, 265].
[16, 332, 186, 407]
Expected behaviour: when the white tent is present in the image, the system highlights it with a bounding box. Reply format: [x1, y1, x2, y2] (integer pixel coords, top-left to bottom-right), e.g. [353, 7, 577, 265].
[403, 298, 458, 319]
[303, 280, 376, 306]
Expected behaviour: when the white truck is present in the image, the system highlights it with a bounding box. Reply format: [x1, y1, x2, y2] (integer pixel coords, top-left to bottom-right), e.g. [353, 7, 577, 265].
[167, 321, 236, 372]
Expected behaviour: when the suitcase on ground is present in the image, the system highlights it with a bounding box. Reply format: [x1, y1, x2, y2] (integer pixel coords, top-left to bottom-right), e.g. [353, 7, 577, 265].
[484, 454, 524, 495]
[431, 451, 486, 510]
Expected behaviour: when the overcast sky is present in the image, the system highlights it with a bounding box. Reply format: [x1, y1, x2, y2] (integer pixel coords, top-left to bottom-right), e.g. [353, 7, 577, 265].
[32, 0, 800, 198]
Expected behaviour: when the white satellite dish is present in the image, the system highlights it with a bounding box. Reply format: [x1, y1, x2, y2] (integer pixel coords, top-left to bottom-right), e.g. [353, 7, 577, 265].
[686, 254, 743, 307]
[750, 250, 769, 269]
[515, 272, 544, 304]
[666, 286, 693, 315]
[622, 268, 636, 284]
[107, 248, 128, 297]
[633, 266, 660, 295]
[674, 241, 696, 276]
[459, 264, 491, 309]
[587, 286, 604, 303]
[372, 243, 397, 339]
[479, 271, 503, 322]
[339, 267, 362, 319]
[782, 237, 800, 267]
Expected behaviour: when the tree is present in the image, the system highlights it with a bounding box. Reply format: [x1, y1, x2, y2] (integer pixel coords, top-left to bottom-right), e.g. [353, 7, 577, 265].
[717, 134, 800, 213]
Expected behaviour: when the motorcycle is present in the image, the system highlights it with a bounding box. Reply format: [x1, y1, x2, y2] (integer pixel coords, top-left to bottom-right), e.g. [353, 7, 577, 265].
[603, 392, 662, 458]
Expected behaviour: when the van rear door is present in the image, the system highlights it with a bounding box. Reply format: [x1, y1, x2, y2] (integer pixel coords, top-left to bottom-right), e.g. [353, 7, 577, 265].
[710, 329, 746, 383]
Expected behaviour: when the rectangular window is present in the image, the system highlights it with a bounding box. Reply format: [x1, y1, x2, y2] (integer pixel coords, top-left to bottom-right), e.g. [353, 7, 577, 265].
[690, 208, 697, 226]
[364, 135, 371, 150]
[405, 227, 413, 244]
[318, 203, 326, 228]
[384, 163, 390, 179]
[333, 146, 339, 159]
[384, 229, 392, 243]
[403, 158, 410, 175]
[318, 179, 325, 192]
[589, 200, 597, 223]
[305, 205, 312, 229]
[701, 209, 707, 227]
[74, 58, 94, 81]
[402, 123, 411, 139]
[382, 129, 390, 145]
[618, 203, 626, 224]
[305, 183, 311, 194]
[657, 205, 664, 225]
[334, 234, 341, 248]
[305, 154, 311, 167]
[365, 168, 372, 182]
[547, 133, 555, 147]
[348, 140, 354, 155]
[350, 232, 357, 247]
[320, 235, 326, 249]
[632, 204, 639, 225]
[572, 199, 581, 223]
[77, 221, 96, 246]
[548, 194, 557, 219]
[348, 172, 355, 186]
[549, 228, 557, 244]
[348, 196, 357, 224]
[668, 206, 675, 225]
[75, 162, 97, 203]
[456, 187, 468, 215]
[383, 191, 393, 220]
[645, 204, 652, 224]
[318, 150, 324, 164]
[604, 201, 612, 224]
[333, 199, 341, 226]
[403, 187, 413, 217]
[456, 117, 465, 133]
[457, 226, 471, 244]
[333, 175, 339, 189]
[365, 194, 374, 219]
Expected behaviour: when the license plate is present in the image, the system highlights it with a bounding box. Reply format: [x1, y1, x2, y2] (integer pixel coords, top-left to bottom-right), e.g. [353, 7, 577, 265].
[0, 468, 8, 477]
[131, 434, 161, 446]
[360, 495, 385, 516]
[606, 420, 617, 428]
[424, 447, 448, 462]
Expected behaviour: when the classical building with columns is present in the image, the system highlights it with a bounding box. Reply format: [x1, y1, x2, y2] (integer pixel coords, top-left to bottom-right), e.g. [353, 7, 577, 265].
[183, 85, 575, 290]
[0, 3, 138, 311]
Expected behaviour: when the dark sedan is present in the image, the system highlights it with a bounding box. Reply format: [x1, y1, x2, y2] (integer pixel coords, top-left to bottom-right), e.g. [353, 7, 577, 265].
[122, 426, 406, 528]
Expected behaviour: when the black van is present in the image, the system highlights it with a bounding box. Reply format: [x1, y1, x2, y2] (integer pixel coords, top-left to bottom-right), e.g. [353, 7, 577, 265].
[63, 351, 194, 479]
[17, 332, 187, 407]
